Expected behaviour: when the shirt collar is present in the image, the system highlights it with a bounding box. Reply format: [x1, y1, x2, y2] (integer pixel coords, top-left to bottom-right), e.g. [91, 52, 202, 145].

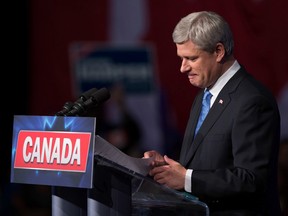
[208, 60, 240, 105]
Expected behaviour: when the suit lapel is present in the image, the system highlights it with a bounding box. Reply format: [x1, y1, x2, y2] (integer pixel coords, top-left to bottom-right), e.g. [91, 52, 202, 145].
[179, 91, 202, 164]
[181, 68, 247, 167]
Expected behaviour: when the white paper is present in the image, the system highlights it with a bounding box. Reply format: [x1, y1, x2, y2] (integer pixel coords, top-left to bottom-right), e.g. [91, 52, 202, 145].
[94, 135, 153, 176]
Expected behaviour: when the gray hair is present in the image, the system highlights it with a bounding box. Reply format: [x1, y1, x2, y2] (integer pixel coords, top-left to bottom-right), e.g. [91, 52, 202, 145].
[172, 11, 234, 56]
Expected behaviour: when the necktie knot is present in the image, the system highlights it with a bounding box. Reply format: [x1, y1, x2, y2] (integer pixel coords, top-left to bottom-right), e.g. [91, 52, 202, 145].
[203, 90, 212, 106]
[195, 90, 212, 135]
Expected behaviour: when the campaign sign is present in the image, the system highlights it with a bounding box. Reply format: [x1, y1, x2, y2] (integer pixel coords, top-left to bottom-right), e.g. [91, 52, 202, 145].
[70, 43, 156, 94]
[10, 115, 96, 188]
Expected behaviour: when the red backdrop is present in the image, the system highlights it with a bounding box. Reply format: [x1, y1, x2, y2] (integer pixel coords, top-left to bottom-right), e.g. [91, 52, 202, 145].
[28, 0, 288, 134]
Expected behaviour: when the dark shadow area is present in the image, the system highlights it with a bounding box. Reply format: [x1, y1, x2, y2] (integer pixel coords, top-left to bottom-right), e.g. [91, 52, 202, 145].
[0, 1, 51, 215]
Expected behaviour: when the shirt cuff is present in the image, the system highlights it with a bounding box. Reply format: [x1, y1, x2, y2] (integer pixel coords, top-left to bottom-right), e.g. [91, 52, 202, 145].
[184, 169, 193, 193]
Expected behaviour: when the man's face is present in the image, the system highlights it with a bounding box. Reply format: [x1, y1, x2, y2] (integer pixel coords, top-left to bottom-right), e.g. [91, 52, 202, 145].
[176, 40, 222, 89]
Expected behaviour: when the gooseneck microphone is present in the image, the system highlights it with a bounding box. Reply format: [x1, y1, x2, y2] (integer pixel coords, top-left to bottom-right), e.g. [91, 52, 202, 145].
[65, 88, 111, 116]
[56, 88, 99, 116]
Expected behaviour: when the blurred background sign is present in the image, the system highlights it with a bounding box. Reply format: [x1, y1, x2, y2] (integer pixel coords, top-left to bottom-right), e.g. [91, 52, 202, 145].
[70, 43, 165, 155]
[70, 43, 156, 94]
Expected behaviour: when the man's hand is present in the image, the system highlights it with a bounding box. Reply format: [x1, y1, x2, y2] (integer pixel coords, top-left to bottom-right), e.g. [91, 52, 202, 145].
[143, 150, 166, 167]
[149, 155, 186, 190]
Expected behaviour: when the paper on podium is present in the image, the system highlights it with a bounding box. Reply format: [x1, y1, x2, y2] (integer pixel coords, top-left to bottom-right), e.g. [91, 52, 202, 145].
[95, 135, 153, 176]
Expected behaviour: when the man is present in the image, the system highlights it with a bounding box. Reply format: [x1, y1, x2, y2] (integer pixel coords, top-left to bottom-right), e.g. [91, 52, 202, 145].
[144, 11, 280, 215]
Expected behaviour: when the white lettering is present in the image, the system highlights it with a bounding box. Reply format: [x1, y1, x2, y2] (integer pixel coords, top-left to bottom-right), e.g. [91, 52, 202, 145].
[31, 137, 40, 163]
[61, 138, 72, 164]
[70, 139, 81, 165]
[23, 136, 32, 162]
[41, 137, 53, 163]
[50, 138, 60, 164]
[22, 136, 83, 165]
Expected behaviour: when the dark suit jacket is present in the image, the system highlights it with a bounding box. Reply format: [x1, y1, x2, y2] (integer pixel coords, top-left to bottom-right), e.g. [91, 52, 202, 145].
[179, 67, 281, 215]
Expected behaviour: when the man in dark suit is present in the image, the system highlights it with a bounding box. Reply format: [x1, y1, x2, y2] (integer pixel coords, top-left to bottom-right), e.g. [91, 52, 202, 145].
[144, 11, 281, 215]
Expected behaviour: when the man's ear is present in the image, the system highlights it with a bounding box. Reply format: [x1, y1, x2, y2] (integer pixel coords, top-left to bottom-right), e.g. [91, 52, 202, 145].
[215, 43, 225, 62]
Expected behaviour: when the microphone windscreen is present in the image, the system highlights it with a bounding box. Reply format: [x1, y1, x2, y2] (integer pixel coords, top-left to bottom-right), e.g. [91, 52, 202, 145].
[78, 88, 98, 102]
[90, 88, 111, 104]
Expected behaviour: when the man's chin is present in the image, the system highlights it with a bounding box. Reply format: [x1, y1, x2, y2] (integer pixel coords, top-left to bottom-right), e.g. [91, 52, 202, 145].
[189, 79, 200, 87]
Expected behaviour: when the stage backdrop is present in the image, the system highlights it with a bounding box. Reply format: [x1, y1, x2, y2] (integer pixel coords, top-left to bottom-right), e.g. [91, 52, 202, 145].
[28, 0, 288, 154]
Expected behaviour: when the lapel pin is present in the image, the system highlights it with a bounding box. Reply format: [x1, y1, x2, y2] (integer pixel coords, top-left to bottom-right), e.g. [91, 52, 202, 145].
[219, 99, 224, 104]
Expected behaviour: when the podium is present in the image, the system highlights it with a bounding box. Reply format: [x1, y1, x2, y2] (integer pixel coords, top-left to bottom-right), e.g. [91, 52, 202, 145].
[52, 136, 209, 216]
[11, 115, 209, 215]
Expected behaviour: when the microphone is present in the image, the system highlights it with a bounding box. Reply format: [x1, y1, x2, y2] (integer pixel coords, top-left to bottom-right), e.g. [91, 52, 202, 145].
[65, 88, 111, 116]
[77, 88, 98, 103]
[56, 88, 98, 116]
[55, 101, 74, 116]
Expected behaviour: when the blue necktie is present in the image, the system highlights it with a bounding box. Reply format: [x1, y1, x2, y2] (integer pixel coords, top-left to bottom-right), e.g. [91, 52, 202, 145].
[195, 90, 212, 135]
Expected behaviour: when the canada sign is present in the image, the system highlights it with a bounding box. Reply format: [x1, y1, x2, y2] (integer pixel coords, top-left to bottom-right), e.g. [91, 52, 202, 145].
[11, 115, 96, 188]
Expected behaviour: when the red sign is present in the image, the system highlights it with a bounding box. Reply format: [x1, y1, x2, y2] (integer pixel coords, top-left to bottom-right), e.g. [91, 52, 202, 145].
[14, 130, 91, 172]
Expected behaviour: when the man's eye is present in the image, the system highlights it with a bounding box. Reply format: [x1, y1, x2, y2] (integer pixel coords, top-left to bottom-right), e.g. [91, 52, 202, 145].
[180, 56, 196, 62]
[188, 57, 197, 61]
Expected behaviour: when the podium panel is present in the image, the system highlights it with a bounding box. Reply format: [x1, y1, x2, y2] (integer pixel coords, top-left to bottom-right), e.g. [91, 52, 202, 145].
[52, 136, 209, 216]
